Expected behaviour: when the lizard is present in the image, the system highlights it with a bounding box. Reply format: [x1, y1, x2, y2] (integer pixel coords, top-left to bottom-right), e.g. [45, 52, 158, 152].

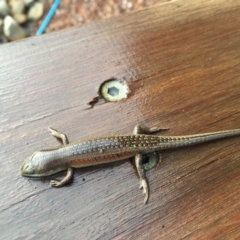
[20, 124, 240, 203]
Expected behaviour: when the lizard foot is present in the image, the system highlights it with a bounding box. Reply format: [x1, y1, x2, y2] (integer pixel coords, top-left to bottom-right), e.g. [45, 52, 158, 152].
[50, 168, 73, 187]
[139, 178, 149, 204]
[50, 180, 64, 187]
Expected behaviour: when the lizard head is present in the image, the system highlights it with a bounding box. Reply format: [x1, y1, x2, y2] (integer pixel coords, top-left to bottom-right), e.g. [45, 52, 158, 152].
[20, 151, 66, 177]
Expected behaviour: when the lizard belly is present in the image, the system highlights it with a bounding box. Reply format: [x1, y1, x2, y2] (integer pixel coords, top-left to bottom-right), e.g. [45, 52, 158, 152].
[70, 151, 137, 168]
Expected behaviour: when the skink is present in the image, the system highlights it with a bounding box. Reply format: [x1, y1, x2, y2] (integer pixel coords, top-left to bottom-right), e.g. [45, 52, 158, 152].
[20, 124, 240, 203]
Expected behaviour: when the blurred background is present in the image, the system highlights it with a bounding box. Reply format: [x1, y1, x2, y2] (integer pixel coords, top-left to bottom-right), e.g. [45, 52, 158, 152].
[0, 0, 167, 43]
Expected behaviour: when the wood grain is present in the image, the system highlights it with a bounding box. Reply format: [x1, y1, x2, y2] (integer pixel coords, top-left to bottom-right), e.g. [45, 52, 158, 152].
[1, 0, 240, 239]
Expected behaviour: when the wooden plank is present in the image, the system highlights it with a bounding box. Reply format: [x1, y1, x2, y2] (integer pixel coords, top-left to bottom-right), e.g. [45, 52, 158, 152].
[1, 0, 240, 239]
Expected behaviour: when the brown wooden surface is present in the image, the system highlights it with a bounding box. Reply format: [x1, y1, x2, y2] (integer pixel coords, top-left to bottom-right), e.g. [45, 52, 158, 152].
[1, 0, 240, 239]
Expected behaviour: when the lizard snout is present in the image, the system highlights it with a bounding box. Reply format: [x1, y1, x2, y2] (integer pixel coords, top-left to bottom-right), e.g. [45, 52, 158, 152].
[20, 157, 35, 176]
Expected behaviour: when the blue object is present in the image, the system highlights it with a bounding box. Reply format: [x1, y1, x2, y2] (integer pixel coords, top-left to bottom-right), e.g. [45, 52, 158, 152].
[36, 0, 61, 35]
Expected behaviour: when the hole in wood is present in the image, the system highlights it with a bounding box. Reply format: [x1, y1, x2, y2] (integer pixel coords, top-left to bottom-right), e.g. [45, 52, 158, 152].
[100, 78, 129, 102]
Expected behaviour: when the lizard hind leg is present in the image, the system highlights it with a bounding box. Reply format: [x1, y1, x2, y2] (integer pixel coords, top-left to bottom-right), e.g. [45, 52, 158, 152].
[133, 124, 167, 203]
[133, 124, 169, 135]
[135, 153, 149, 204]
[48, 127, 73, 187]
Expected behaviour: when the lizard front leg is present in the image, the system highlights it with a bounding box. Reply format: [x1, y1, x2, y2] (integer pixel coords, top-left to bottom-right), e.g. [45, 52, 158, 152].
[48, 127, 73, 187]
[49, 127, 69, 145]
